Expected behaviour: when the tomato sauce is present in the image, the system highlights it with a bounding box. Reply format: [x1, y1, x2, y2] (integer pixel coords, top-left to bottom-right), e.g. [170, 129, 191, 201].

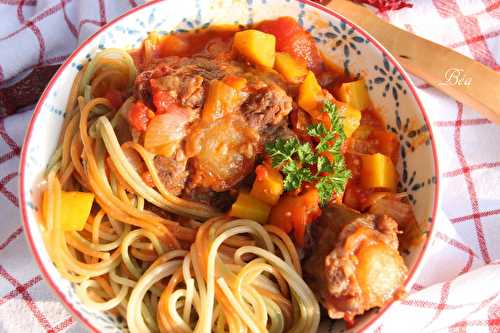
[158, 28, 237, 58]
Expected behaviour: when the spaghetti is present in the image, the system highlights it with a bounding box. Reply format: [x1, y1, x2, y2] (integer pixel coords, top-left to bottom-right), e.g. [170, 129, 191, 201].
[40, 41, 320, 332]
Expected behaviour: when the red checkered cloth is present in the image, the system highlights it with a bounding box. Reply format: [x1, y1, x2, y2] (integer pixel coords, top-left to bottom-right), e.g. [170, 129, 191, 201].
[0, 1, 499, 332]
[354, 0, 413, 11]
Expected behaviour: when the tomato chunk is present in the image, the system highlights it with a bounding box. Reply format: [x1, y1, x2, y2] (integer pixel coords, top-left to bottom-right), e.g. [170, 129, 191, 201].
[152, 90, 177, 114]
[257, 17, 323, 73]
[128, 101, 151, 132]
[103, 88, 124, 109]
[257, 17, 303, 50]
[269, 188, 321, 246]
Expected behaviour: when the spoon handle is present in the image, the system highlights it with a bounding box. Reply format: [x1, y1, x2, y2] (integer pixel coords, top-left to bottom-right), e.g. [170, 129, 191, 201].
[326, 0, 500, 124]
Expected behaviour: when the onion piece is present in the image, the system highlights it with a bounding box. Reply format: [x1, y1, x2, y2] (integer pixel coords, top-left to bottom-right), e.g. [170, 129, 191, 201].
[144, 110, 189, 158]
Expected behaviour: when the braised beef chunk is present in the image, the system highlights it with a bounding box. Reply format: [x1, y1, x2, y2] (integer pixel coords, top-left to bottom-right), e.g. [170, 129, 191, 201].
[305, 204, 361, 256]
[241, 83, 293, 130]
[303, 205, 407, 322]
[134, 56, 244, 107]
[134, 69, 154, 101]
[369, 194, 423, 251]
[260, 119, 296, 150]
[153, 155, 189, 196]
[134, 55, 294, 197]
[153, 74, 204, 108]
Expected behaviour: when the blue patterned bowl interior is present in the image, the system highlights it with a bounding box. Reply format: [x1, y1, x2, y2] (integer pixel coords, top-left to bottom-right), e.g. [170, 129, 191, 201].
[20, 0, 438, 332]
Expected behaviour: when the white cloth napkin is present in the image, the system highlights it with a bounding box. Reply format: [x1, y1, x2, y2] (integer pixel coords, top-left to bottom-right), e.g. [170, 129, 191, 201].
[0, 0, 499, 332]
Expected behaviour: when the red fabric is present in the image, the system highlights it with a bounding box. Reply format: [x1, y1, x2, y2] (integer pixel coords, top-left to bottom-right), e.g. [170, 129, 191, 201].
[0, 65, 59, 117]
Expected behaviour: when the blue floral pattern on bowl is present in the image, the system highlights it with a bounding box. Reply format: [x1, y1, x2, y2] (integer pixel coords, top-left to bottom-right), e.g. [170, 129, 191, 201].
[19, 1, 438, 332]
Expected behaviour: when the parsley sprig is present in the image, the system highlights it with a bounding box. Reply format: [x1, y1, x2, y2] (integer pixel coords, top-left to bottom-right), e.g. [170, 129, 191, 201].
[265, 101, 352, 205]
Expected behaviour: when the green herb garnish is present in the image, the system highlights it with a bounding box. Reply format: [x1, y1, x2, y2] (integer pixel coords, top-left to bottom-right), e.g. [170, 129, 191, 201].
[265, 101, 352, 205]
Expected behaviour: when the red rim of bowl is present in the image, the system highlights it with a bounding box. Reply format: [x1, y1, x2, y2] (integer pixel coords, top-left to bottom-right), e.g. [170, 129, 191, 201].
[18, 0, 440, 332]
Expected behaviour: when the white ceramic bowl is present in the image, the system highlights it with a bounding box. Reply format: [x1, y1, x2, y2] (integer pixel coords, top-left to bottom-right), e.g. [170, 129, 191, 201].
[19, 0, 440, 332]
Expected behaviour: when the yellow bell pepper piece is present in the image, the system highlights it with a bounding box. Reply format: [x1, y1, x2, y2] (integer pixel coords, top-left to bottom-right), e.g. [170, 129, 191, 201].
[229, 192, 271, 224]
[338, 103, 361, 138]
[233, 29, 276, 68]
[338, 79, 371, 111]
[361, 153, 397, 191]
[298, 71, 323, 117]
[42, 190, 95, 231]
[274, 52, 308, 83]
[250, 164, 284, 206]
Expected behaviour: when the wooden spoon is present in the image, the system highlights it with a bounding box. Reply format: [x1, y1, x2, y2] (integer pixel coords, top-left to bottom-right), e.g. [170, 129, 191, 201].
[326, 0, 500, 124]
